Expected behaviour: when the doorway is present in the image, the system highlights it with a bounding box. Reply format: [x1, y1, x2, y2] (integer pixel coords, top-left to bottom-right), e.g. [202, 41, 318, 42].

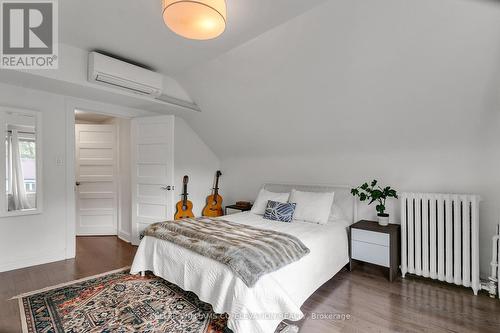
[74, 110, 131, 240]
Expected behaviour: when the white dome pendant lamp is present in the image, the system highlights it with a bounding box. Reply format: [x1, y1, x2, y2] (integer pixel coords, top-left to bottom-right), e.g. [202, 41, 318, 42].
[162, 0, 227, 40]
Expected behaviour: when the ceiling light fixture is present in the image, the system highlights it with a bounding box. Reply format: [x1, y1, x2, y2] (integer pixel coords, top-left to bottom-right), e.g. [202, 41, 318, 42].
[162, 0, 227, 40]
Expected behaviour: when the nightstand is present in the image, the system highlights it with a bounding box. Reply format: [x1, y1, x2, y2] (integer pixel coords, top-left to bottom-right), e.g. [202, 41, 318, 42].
[224, 204, 252, 215]
[349, 220, 400, 282]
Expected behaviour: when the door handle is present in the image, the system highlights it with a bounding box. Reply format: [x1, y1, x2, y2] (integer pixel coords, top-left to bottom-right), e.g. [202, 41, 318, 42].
[76, 182, 81, 186]
[161, 185, 174, 191]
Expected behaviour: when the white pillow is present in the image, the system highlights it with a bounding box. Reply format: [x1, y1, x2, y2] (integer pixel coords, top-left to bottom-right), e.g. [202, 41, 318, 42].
[289, 189, 335, 225]
[251, 189, 290, 215]
[329, 203, 347, 222]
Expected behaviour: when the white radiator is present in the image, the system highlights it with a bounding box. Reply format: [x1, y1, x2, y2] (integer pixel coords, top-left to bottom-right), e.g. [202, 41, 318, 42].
[401, 192, 480, 295]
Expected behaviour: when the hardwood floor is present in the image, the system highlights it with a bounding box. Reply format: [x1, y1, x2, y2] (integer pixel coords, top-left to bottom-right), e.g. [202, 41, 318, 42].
[300, 263, 500, 332]
[0, 236, 136, 333]
[1, 236, 499, 333]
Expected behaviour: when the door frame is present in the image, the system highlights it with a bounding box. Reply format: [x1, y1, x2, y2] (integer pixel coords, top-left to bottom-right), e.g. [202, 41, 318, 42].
[65, 100, 145, 260]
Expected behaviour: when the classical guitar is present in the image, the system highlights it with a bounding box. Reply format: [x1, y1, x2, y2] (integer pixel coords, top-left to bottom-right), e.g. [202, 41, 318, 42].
[202, 170, 224, 217]
[174, 176, 194, 220]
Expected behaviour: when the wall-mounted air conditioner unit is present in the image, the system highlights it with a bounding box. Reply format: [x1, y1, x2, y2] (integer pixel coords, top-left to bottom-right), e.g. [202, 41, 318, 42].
[88, 52, 163, 97]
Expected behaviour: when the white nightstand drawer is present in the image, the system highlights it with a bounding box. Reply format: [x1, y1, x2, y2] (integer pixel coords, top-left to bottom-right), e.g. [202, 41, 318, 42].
[351, 240, 390, 267]
[351, 228, 390, 247]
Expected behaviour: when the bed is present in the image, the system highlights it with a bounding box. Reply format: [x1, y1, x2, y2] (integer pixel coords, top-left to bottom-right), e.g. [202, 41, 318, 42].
[130, 184, 355, 333]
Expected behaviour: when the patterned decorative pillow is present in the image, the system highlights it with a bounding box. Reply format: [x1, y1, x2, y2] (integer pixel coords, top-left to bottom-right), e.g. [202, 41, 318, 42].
[263, 200, 296, 223]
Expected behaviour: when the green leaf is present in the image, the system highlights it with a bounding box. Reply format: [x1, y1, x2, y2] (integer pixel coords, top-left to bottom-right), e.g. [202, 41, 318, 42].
[371, 189, 383, 199]
[376, 204, 385, 214]
[355, 180, 398, 206]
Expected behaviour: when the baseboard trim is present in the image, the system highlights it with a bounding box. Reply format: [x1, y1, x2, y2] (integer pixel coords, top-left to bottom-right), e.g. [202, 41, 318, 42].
[0, 249, 66, 273]
[118, 230, 131, 243]
[76, 232, 118, 236]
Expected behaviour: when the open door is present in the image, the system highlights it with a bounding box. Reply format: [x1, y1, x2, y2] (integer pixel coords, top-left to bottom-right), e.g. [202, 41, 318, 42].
[131, 115, 175, 245]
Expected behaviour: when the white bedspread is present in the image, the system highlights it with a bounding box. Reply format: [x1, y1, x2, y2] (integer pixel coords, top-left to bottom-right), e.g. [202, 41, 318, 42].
[130, 212, 349, 333]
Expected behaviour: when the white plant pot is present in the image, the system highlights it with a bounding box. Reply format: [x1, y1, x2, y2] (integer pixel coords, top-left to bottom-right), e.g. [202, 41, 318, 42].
[377, 214, 389, 226]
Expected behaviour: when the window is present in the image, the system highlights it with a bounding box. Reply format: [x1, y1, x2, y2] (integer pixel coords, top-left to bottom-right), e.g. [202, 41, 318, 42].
[19, 137, 36, 194]
[6, 133, 37, 204]
[0, 109, 42, 216]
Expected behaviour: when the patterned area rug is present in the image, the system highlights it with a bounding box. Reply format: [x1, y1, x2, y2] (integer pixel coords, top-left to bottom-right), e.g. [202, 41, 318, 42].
[14, 268, 299, 333]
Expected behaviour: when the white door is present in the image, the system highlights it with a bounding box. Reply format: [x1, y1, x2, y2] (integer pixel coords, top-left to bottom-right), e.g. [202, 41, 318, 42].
[75, 124, 118, 235]
[131, 115, 174, 245]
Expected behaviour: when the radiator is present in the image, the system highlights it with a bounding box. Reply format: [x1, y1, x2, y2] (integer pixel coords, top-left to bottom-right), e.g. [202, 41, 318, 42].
[489, 224, 500, 299]
[401, 192, 480, 295]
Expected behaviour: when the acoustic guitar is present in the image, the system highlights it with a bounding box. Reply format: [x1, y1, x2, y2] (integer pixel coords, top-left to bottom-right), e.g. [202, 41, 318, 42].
[202, 170, 223, 217]
[174, 176, 194, 220]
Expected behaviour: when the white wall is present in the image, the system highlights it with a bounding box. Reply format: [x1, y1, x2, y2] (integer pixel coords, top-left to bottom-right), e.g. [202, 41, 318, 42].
[0, 82, 219, 272]
[221, 146, 499, 278]
[0, 83, 70, 272]
[0, 43, 196, 114]
[0, 82, 157, 272]
[174, 117, 221, 216]
[177, 0, 500, 278]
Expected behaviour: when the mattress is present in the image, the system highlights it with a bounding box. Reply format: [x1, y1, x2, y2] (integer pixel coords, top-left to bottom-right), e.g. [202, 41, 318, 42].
[130, 212, 349, 333]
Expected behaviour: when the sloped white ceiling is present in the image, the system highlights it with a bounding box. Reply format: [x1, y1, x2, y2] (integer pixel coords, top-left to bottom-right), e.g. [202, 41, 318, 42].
[60, 0, 329, 74]
[177, 0, 500, 159]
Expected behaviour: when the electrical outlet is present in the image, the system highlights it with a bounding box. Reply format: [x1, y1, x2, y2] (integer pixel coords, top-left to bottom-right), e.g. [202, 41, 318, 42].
[56, 157, 64, 166]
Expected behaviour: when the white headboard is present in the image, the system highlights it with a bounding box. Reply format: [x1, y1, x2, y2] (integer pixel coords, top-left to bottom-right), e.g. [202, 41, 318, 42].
[263, 183, 356, 224]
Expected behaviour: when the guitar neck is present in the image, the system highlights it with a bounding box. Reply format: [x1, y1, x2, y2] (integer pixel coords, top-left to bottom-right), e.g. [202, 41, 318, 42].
[182, 183, 188, 204]
[213, 175, 220, 197]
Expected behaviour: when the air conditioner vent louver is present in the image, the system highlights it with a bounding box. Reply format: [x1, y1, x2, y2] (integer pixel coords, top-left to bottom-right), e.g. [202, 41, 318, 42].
[94, 74, 159, 95]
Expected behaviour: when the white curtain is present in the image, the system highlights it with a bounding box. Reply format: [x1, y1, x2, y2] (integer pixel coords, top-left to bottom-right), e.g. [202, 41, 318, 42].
[9, 129, 30, 210]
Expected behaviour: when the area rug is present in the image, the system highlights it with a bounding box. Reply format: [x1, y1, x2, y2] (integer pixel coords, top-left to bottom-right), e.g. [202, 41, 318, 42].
[13, 268, 299, 333]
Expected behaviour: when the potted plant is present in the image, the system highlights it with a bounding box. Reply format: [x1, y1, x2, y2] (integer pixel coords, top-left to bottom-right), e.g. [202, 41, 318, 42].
[351, 180, 398, 226]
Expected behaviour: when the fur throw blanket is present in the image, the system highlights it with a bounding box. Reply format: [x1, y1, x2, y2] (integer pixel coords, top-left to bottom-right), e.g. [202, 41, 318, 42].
[142, 217, 310, 287]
